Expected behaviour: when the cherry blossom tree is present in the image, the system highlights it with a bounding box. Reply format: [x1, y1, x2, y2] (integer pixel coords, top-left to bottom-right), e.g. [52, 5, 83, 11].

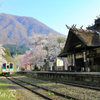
[28, 33, 66, 70]
[19, 51, 34, 70]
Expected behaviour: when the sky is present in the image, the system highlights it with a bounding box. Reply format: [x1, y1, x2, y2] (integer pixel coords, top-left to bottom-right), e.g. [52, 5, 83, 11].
[0, 0, 100, 36]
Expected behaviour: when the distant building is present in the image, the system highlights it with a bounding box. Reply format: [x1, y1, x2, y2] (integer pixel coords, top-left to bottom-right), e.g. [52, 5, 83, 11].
[87, 18, 100, 32]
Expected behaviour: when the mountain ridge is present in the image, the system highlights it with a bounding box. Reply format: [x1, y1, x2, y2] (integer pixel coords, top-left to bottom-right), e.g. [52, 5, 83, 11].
[0, 13, 64, 46]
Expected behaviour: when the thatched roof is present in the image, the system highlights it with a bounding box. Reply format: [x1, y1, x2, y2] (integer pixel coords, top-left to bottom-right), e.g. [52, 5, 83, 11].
[66, 25, 99, 46]
[58, 25, 100, 57]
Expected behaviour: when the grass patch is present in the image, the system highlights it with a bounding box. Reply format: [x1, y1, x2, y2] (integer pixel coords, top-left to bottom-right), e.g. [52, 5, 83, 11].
[48, 90, 55, 95]
[69, 92, 72, 95]
[0, 80, 16, 100]
[0, 78, 25, 100]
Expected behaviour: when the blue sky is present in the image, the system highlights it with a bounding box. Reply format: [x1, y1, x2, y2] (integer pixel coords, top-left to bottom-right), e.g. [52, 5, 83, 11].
[0, 0, 100, 35]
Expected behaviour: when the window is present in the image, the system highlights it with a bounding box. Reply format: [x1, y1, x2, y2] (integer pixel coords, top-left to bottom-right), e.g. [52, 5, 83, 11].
[7, 65, 9, 69]
[10, 63, 13, 68]
[3, 63, 6, 69]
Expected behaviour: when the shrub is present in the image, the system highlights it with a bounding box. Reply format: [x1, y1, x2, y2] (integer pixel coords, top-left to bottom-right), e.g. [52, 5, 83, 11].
[32, 64, 41, 71]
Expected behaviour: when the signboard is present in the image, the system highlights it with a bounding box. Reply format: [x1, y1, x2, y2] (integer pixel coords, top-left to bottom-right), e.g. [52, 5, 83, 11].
[88, 49, 96, 57]
[72, 54, 75, 66]
[57, 58, 63, 66]
[64, 61, 68, 70]
[83, 52, 86, 62]
[63, 59, 68, 70]
[97, 48, 100, 53]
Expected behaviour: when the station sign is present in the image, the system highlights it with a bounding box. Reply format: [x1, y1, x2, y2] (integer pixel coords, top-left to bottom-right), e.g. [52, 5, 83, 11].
[83, 52, 86, 62]
[72, 54, 75, 66]
[57, 57, 63, 66]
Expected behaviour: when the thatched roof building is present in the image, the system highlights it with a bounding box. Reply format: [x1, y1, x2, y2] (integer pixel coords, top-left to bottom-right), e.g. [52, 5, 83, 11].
[58, 25, 100, 72]
[58, 25, 100, 57]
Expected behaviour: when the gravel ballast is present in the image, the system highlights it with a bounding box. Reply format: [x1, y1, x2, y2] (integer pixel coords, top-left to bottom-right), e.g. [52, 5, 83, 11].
[12, 74, 100, 100]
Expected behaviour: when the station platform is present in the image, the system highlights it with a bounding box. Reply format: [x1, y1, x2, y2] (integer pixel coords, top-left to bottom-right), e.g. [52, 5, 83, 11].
[23, 71, 100, 75]
[17, 71, 100, 83]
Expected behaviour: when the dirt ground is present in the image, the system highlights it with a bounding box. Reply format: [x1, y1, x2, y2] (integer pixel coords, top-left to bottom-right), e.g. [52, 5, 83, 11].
[0, 76, 44, 100]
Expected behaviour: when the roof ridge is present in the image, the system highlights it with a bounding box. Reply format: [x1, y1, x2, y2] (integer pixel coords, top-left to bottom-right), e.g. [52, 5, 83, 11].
[66, 25, 97, 34]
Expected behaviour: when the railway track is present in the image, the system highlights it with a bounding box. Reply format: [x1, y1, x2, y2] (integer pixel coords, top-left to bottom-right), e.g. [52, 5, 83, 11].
[31, 76, 100, 91]
[6, 76, 79, 100]
[6, 77, 52, 100]
[16, 72, 100, 91]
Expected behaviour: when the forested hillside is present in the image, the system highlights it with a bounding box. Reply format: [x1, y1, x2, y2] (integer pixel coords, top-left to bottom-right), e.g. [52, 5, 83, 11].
[0, 44, 15, 71]
[3, 44, 29, 56]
